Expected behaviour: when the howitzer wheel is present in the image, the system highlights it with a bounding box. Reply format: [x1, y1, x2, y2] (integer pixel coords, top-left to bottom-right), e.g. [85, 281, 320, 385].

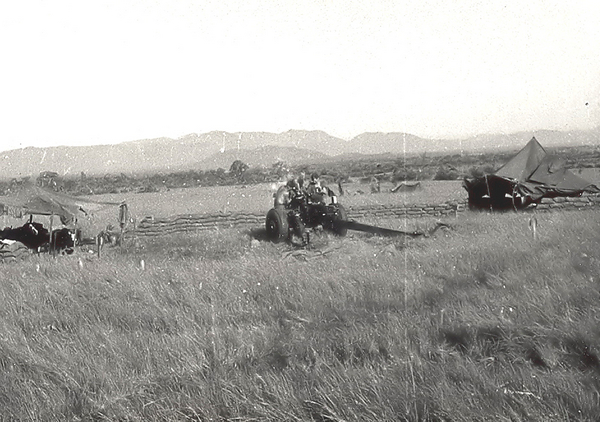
[331, 204, 348, 236]
[266, 208, 289, 242]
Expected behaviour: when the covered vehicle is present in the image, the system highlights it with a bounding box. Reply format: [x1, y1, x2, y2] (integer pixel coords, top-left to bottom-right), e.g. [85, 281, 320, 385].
[0, 184, 123, 253]
[463, 137, 599, 211]
[0, 184, 122, 223]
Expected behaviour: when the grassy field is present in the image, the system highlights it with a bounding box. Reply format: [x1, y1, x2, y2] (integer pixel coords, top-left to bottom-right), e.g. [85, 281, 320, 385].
[51, 166, 593, 239]
[69, 168, 595, 232]
[2, 208, 600, 420]
[77, 167, 600, 222]
[82, 180, 466, 223]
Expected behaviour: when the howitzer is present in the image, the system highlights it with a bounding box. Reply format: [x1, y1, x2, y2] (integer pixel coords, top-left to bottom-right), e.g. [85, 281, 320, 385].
[266, 185, 347, 244]
[266, 184, 448, 244]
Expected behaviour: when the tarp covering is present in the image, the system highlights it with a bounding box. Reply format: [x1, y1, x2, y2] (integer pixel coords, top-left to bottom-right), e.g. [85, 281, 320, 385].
[494, 137, 548, 182]
[463, 137, 599, 210]
[0, 185, 122, 224]
[391, 181, 421, 193]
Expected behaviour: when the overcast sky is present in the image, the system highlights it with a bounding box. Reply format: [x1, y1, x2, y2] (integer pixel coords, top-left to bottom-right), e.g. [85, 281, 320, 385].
[1, 0, 599, 152]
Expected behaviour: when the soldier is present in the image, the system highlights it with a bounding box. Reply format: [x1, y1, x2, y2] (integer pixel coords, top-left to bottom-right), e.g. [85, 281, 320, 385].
[370, 176, 381, 193]
[306, 173, 326, 203]
[337, 178, 344, 196]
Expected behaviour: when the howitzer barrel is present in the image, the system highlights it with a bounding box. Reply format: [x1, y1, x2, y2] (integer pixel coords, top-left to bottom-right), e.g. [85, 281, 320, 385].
[343, 220, 425, 237]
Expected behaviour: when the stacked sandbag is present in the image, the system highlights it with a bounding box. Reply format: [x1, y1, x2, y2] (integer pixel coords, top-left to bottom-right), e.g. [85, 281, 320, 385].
[0, 240, 31, 262]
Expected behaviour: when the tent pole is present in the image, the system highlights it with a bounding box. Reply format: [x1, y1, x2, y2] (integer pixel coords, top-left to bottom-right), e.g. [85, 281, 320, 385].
[484, 175, 493, 213]
[97, 230, 102, 259]
[49, 213, 55, 257]
[120, 226, 124, 252]
[119, 203, 128, 252]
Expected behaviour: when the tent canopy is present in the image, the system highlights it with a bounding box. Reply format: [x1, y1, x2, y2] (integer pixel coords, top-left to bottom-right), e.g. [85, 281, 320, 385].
[463, 137, 599, 210]
[494, 137, 548, 182]
[0, 185, 123, 224]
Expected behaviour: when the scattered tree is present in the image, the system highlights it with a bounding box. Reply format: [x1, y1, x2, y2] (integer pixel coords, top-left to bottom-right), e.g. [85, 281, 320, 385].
[229, 160, 249, 181]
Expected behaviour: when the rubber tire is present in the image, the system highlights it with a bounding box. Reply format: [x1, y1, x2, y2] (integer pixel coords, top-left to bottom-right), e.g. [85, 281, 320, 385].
[266, 208, 289, 242]
[331, 204, 348, 237]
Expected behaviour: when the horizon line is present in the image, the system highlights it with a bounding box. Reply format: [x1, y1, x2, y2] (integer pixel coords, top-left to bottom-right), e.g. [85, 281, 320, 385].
[4, 125, 599, 154]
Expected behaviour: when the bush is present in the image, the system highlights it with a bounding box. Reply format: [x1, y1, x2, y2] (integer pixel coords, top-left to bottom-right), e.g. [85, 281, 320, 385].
[433, 166, 460, 180]
[391, 168, 417, 183]
[468, 165, 496, 179]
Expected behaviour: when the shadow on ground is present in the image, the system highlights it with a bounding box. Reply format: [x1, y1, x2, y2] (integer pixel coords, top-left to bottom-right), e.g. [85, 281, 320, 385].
[248, 227, 270, 242]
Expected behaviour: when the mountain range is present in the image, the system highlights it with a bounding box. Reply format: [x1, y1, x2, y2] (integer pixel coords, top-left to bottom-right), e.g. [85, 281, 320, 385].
[0, 128, 598, 180]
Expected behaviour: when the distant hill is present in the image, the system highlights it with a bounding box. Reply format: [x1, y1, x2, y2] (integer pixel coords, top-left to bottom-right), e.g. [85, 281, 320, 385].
[175, 130, 349, 156]
[345, 132, 432, 155]
[199, 146, 330, 169]
[456, 128, 600, 152]
[0, 130, 345, 179]
[345, 128, 600, 155]
[0, 127, 597, 180]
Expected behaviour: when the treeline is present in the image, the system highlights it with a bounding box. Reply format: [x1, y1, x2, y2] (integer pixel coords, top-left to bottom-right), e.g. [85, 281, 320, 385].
[1, 145, 596, 196]
[0, 161, 292, 196]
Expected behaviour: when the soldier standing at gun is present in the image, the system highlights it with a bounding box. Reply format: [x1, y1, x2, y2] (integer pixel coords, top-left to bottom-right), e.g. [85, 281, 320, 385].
[306, 173, 327, 203]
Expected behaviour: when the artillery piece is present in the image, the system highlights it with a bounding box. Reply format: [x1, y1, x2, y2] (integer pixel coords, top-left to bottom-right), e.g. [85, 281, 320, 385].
[265, 184, 348, 244]
[265, 182, 451, 245]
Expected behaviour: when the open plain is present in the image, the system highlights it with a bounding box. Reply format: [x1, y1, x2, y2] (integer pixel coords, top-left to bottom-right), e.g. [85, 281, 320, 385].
[2, 177, 600, 420]
[85, 180, 466, 223]
[3, 0, 600, 419]
[84, 168, 600, 221]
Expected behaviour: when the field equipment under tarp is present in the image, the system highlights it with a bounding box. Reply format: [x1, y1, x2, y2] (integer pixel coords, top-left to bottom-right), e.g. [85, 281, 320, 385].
[0, 185, 122, 223]
[463, 137, 599, 211]
[0, 184, 124, 255]
[0, 222, 50, 250]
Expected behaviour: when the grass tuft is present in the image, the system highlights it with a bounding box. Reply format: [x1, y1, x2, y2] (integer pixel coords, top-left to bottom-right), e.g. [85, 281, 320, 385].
[1, 209, 600, 419]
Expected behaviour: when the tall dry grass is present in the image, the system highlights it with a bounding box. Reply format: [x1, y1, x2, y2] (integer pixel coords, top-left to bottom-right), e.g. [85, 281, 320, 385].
[1, 209, 600, 420]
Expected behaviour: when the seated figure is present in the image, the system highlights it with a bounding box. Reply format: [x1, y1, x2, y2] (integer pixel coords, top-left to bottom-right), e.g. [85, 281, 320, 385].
[306, 173, 327, 203]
